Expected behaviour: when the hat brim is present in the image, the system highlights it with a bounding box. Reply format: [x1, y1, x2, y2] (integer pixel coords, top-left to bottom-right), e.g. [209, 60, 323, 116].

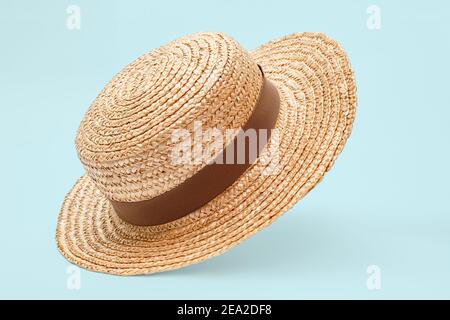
[56, 32, 356, 275]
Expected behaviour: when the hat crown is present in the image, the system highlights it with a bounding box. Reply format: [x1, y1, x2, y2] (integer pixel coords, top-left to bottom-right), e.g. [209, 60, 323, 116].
[75, 32, 263, 202]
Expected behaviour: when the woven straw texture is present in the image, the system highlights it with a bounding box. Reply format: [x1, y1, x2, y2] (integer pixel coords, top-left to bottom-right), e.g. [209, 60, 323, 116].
[76, 32, 262, 202]
[56, 32, 356, 275]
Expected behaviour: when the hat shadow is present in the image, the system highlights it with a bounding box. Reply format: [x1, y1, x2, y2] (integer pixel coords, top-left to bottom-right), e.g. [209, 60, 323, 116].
[146, 214, 331, 277]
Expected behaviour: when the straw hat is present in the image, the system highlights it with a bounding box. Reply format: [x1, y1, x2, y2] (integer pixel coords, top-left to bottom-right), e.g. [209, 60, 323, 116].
[56, 32, 356, 275]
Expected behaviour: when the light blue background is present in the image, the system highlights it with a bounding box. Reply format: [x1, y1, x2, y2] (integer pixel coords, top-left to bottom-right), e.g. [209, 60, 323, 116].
[1, 0, 449, 299]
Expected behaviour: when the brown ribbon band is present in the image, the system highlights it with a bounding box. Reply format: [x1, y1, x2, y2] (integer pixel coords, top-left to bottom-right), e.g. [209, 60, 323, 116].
[110, 72, 280, 226]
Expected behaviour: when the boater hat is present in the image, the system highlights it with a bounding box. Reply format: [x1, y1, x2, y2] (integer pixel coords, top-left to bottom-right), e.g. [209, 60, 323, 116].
[56, 32, 356, 275]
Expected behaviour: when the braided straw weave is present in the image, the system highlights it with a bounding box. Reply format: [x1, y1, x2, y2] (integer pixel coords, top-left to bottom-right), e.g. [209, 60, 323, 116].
[56, 32, 356, 275]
